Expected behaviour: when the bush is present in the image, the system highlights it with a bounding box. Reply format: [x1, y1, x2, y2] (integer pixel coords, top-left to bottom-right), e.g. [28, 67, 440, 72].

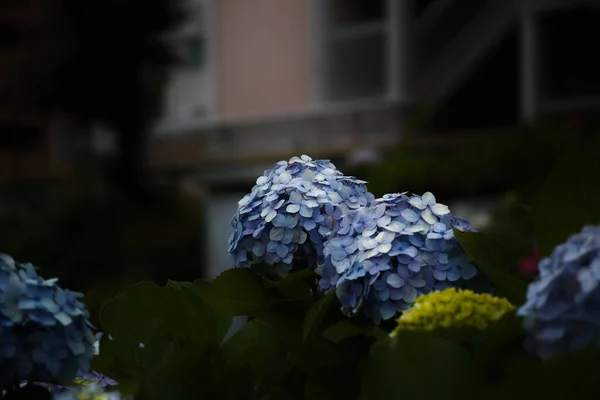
[3, 142, 600, 399]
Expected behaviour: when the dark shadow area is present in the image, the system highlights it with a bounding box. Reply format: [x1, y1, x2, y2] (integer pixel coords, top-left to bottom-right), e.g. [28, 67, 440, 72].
[428, 27, 519, 130]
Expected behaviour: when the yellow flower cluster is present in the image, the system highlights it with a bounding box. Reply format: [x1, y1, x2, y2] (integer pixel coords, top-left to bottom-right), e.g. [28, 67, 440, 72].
[75, 392, 111, 400]
[391, 288, 514, 338]
[62, 385, 115, 400]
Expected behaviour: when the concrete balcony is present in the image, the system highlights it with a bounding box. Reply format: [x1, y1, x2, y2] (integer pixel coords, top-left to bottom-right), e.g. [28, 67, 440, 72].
[148, 99, 405, 173]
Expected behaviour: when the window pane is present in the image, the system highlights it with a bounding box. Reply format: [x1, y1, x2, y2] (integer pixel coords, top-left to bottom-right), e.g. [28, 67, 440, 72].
[175, 36, 206, 68]
[325, 33, 387, 100]
[542, 6, 600, 98]
[328, 0, 384, 27]
[186, 37, 205, 67]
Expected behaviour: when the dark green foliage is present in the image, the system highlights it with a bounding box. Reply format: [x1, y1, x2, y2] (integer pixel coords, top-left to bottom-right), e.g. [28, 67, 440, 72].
[88, 225, 600, 399]
[454, 229, 528, 305]
[360, 123, 585, 199]
[361, 331, 483, 400]
[302, 291, 335, 341]
[91, 280, 241, 399]
[88, 268, 381, 399]
[88, 225, 591, 400]
[489, 349, 600, 400]
[0, 182, 205, 325]
[533, 139, 600, 256]
[484, 200, 536, 278]
[34, 128, 600, 399]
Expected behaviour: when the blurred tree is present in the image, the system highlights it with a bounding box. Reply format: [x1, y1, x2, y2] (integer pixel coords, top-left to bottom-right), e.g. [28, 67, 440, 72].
[359, 121, 584, 200]
[28, 0, 185, 200]
[0, 179, 206, 324]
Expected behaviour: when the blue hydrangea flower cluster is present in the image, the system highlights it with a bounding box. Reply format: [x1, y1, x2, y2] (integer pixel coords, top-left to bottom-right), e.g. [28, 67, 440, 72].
[0, 254, 96, 388]
[229, 155, 374, 277]
[34, 332, 119, 395]
[319, 192, 484, 324]
[518, 225, 600, 360]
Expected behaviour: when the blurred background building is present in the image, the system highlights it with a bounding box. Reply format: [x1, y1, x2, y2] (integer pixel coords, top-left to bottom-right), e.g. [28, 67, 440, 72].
[1, 0, 599, 280]
[0, 0, 67, 183]
[148, 0, 600, 276]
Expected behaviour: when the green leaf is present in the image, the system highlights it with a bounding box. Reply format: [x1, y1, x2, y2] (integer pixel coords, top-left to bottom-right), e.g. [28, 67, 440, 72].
[463, 311, 530, 383]
[278, 268, 316, 285]
[221, 320, 286, 377]
[304, 381, 344, 400]
[302, 291, 336, 341]
[98, 293, 159, 348]
[322, 320, 387, 343]
[490, 349, 600, 399]
[453, 229, 528, 305]
[258, 306, 305, 354]
[305, 363, 362, 400]
[91, 294, 171, 389]
[119, 280, 226, 349]
[92, 280, 227, 397]
[201, 268, 270, 316]
[266, 268, 315, 299]
[533, 142, 600, 257]
[165, 280, 232, 344]
[360, 331, 482, 400]
[262, 274, 313, 300]
[180, 278, 212, 293]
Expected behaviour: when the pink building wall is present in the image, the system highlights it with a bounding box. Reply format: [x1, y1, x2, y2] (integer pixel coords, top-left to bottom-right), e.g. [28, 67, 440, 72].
[216, 0, 311, 119]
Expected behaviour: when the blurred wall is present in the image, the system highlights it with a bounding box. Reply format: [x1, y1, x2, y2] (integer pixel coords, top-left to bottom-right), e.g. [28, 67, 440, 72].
[158, 0, 216, 130]
[205, 192, 245, 278]
[216, 0, 311, 119]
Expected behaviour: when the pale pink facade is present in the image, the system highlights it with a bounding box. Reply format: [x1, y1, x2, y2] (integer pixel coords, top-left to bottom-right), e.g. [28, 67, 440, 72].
[216, 0, 311, 119]
[149, 0, 590, 174]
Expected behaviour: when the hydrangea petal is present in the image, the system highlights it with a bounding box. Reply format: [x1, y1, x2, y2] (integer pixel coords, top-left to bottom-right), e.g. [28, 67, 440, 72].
[430, 203, 450, 216]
